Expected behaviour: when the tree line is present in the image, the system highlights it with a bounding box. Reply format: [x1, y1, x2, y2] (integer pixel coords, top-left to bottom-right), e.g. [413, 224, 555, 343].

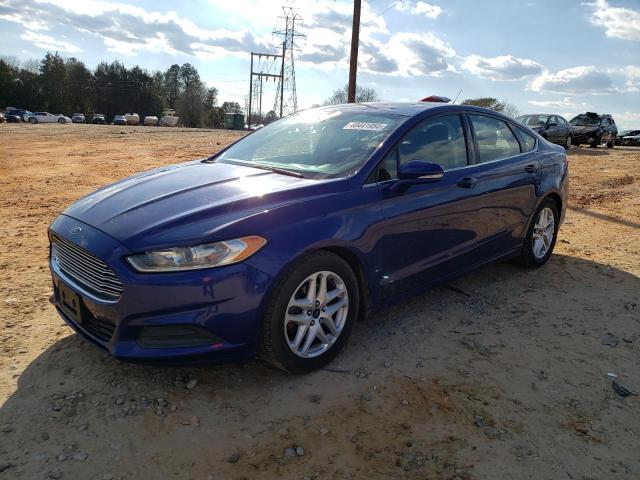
[0, 53, 243, 128]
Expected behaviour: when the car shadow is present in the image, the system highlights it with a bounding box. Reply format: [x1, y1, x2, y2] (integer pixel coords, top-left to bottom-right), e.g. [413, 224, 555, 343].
[1, 254, 639, 478]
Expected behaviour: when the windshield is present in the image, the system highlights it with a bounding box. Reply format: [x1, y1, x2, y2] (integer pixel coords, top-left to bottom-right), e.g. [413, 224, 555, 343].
[517, 115, 550, 127]
[570, 115, 599, 126]
[214, 106, 405, 179]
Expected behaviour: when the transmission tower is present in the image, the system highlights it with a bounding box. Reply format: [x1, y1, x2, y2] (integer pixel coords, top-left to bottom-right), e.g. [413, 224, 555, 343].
[273, 6, 305, 116]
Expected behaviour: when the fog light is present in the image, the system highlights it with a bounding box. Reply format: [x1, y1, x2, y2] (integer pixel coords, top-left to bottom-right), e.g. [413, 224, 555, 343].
[137, 325, 223, 349]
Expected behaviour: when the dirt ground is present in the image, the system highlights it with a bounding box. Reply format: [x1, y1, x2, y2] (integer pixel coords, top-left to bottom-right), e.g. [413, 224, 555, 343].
[0, 123, 638, 480]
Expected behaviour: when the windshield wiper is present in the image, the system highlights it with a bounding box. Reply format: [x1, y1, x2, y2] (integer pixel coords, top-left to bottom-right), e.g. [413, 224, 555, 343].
[247, 164, 305, 178]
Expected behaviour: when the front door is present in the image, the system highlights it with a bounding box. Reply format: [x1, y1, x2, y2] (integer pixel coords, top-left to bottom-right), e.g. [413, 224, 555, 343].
[373, 113, 486, 300]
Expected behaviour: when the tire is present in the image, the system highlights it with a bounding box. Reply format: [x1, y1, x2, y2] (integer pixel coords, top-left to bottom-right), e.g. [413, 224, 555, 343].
[29, 117, 37, 124]
[606, 136, 615, 149]
[564, 134, 572, 150]
[58, 118, 65, 124]
[260, 251, 359, 373]
[518, 198, 559, 268]
[590, 135, 600, 148]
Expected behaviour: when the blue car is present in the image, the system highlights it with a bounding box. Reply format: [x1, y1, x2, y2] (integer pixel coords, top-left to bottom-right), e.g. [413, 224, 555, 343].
[49, 102, 567, 373]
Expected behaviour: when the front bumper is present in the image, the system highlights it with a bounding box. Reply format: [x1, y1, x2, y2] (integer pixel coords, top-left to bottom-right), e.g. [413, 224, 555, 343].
[572, 130, 600, 144]
[49, 215, 273, 365]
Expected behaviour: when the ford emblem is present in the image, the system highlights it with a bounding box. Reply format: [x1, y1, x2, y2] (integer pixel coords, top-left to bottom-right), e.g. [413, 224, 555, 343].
[70, 226, 82, 234]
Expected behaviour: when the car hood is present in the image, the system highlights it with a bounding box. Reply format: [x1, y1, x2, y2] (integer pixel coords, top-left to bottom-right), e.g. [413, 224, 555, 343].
[62, 160, 338, 250]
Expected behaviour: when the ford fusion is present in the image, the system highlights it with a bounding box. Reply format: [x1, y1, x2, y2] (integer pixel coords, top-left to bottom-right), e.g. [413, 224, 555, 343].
[49, 103, 568, 373]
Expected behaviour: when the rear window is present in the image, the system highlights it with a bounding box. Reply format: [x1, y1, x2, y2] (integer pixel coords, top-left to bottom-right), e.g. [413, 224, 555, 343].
[514, 128, 536, 152]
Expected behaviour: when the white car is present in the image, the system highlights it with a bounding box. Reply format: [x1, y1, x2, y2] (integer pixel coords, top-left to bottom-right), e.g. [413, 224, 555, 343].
[25, 112, 71, 124]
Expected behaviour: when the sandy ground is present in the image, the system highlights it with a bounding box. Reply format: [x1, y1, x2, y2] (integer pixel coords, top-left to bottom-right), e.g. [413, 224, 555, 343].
[0, 123, 638, 480]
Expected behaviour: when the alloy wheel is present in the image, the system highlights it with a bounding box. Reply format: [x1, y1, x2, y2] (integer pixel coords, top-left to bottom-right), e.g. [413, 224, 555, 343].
[284, 270, 349, 358]
[532, 207, 555, 259]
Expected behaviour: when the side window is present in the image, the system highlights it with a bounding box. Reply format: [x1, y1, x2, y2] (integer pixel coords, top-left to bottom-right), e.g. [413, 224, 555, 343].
[602, 118, 610, 126]
[469, 114, 522, 163]
[398, 114, 467, 170]
[366, 148, 398, 183]
[514, 127, 536, 153]
[557, 116, 567, 126]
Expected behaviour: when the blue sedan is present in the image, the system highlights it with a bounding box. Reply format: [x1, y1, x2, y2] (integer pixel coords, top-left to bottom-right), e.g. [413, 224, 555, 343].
[48, 102, 568, 373]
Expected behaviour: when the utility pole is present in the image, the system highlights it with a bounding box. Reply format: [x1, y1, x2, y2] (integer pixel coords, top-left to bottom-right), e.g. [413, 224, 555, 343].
[248, 51, 283, 126]
[347, 0, 361, 103]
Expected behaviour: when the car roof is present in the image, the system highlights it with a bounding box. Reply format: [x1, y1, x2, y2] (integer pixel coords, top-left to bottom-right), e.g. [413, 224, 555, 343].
[313, 102, 510, 118]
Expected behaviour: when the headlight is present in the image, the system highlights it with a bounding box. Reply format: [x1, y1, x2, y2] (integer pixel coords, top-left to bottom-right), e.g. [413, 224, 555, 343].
[126, 236, 267, 272]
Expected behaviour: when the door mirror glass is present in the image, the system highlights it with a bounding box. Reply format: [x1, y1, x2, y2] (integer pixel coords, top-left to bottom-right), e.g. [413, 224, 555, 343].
[398, 160, 444, 182]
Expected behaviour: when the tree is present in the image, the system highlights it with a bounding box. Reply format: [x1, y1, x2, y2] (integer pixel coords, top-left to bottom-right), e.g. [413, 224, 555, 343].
[222, 101, 242, 114]
[39, 52, 68, 113]
[164, 64, 181, 109]
[176, 63, 206, 128]
[323, 84, 379, 105]
[502, 102, 519, 118]
[461, 97, 505, 112]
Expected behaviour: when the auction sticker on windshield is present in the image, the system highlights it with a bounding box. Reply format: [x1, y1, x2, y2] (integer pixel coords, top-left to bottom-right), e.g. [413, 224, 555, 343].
[343, 122, 388, 131]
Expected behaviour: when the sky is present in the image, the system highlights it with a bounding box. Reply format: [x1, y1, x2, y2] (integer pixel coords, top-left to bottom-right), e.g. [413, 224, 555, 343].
[1, 0, 639, 128]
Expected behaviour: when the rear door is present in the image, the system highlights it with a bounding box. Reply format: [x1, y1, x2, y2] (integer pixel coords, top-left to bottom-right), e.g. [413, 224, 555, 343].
[464, 113, 540, 254]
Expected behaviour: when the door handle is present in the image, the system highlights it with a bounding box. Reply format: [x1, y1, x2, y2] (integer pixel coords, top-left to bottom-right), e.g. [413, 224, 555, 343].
[524, 164, 537, 173]
[457, 177, 477, 188]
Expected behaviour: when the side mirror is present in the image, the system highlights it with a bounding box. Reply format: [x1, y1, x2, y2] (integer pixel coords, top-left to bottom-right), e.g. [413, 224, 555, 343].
[398, 160, 444, 182]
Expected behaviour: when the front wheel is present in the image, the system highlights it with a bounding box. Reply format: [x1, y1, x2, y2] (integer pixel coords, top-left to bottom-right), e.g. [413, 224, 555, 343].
[606, 136, 615, 148]
[565, 134, 572, 150]
[29, 117, 37, 124]
[58, 118, 65, 124]
[260, 251, 359, 373]
[518, 198, 559, 268]
[590, 135, 601, 148]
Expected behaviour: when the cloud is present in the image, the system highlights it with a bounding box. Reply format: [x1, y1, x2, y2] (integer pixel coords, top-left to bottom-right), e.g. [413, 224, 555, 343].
[530, 66, 615, 93]
[397, 1, 443, 19]
[20, 31, 81, 53]
[527, 97, 587, 108]
[1, 0, 268, 58]
[586, 0, 640, 41]
[463, 54, 544, 81]
[385, 32, 456, 76]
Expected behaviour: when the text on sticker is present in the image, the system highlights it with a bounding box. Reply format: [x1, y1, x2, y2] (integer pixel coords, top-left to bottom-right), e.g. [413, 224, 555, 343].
[343, 122, 388, 131]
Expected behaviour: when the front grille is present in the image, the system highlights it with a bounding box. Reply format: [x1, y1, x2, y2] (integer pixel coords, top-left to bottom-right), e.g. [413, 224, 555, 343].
[52, 234, 124, 301]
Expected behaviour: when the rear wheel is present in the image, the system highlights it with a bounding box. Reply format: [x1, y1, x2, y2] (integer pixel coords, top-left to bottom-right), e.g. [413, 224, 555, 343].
[518, 198, 559, 268]
[58, 118, 65, 124]
[29, 117, 37, 124]
[260, 251, 359, 373]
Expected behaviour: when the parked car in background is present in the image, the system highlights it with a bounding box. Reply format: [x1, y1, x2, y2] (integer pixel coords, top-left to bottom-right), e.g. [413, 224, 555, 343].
[143, 115, 158, 126]
[48, 102, 568, 373]
[113, 115, 127, 125]
[72, 113, 86, 123]
[0, 112, 4, 123]
[517, 114, 572, 149]
[617, 129, 640, 146]
[570, 112, 617, 148]
[92, 114, 106, 124]
[5, 113, 22, 123]
[5, 108, 31, 121]
[25, 112, 71, 124]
